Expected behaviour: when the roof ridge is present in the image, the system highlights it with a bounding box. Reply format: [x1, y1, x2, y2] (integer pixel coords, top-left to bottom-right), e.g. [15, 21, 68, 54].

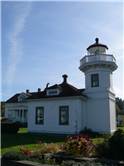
[59, 82, 79, 90]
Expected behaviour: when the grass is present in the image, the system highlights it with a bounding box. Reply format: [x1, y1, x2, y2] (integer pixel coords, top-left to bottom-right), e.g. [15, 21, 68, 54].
[18, 127, 28, 133]
[1, 128, 65, 155]
[118, 126, 124, 131]
[2, 127, 103, 155]
[2, 127, 124, 155]
[92, 137, 104, 145]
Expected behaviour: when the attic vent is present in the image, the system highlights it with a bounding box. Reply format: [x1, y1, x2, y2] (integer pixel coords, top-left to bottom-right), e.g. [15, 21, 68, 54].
[18, 93, 27, 102]
[47, 89, 59, 96]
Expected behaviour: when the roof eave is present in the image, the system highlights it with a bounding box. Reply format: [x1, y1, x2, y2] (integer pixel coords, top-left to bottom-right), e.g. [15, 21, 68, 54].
[87, 44, 108, 51]
[27, 95, 87, 102]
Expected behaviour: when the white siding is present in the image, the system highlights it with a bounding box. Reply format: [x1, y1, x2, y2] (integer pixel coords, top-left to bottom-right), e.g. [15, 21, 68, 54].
[85, 68, 113, 91]
[27, 97, 85, 134]
[84, 90, 112, 133]
[83, 65, 116, 134]
[109, 93, 116, 133]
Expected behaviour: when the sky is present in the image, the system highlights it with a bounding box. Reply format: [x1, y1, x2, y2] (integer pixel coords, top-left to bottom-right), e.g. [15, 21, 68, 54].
[1, 1, 124, 101]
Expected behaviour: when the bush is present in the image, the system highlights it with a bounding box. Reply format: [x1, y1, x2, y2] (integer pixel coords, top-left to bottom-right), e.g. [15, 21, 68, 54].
[36, 143, 61, 154]
[1, 117, 10, 122]
[96, 129, 124, 160]
[1, 122, 20, 133]
[63, 134, 95, 157]
[20, 143, 61, 158]
[96, 140, 110, 158]
[108, 129, 124, 160]
[80, 127, 100, 138]
[2, 151, 28, 160]
[20, 147, 33, 157]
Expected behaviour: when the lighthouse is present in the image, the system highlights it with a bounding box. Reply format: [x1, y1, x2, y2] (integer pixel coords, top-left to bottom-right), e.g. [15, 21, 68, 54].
[79, 38, 118, 133]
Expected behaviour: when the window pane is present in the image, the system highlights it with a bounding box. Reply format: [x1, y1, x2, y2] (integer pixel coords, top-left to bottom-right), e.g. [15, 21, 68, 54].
[91, 74, 99, 87]
[20, 110, 22, 118]
[35, 107, 44, 124]
[24, 110, 27, 119]
[59, 106, 69, 125]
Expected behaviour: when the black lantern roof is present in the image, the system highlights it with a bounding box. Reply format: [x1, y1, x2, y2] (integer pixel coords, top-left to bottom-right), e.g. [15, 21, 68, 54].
[87, 38, 108, 50]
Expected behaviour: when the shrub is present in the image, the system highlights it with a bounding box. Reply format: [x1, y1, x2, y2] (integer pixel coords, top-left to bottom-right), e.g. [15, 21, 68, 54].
[2, 151, 28, 160]
[1, 117, 9, 122]
[38, 143, 61, 154]
[96, 129, 124, 160]
[63, 134, 95, 157]
[20, 147, 33, 157]
[96, 140, 110, 158]
[1, 122, 20, 133]
[20, 143, 61, 159]
[108, 129, 124, 160]
[80, 127, 100, 138]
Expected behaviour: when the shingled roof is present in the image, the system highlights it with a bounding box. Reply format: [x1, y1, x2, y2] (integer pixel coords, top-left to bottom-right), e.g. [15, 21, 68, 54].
[6, 83, 86, 103]
[6, 74, 87, 103]
[6, 94, 20, 103]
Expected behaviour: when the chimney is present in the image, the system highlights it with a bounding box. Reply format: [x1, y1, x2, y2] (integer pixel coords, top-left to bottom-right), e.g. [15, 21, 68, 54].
[95, 38, 99, 44]
[38, 88, 41, 92]
[26, 89, 29, 93]
[62, 74, 68, 83]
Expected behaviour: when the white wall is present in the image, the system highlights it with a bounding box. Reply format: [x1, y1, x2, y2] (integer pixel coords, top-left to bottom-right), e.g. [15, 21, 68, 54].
[109, 92, 116, 133]
[83, 65, 116, 133]
[85, 67, 113, 91]
[84, 91, 110, 133]
[84, 89, 117, 133]
[27, 97, 86, 134]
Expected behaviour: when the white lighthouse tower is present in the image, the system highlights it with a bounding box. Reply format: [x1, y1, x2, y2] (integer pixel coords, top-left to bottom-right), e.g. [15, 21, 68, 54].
[79, 38, 118, 133]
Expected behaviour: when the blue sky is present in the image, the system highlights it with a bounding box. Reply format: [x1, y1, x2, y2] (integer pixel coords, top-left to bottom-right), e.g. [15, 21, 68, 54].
[1, 1, 124, 100]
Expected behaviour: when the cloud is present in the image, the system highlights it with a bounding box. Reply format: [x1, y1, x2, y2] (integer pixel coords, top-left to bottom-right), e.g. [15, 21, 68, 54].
[5, 2, 32, 88]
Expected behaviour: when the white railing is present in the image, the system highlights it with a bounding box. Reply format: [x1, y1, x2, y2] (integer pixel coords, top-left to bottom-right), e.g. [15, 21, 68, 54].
[80, 54, 116, 66]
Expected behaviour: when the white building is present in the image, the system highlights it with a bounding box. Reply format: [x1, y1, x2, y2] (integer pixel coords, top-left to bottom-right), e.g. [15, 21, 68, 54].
[5, 38, 118, 134]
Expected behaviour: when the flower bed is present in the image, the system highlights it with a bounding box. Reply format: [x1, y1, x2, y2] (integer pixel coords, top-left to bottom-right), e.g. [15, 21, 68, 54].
[62, 134, 95, 157]
[2, 129, 124, 165]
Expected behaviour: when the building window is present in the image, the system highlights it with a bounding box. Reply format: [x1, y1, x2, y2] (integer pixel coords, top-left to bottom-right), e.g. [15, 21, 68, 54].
[20, 110, 23, 118]
[48, 90, 58, 95]
[17, 109, 20, 117]
[35, 107, 44, 125]
[47, 89, 59, 96]
[91, 74, 99, 87]
[24, 109, 27, 120]
[59, 106, 69, 125]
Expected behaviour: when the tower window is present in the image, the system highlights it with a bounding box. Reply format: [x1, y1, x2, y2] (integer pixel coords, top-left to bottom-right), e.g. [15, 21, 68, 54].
[91, 74, 99, 87]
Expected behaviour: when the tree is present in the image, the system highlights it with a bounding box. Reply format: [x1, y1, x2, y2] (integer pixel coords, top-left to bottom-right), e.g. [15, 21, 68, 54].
[116, 97, 124, 112]
[0, 101, 5, 117]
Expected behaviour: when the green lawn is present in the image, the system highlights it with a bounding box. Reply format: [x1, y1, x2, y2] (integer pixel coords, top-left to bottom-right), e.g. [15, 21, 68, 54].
[18, 127, 28, 133]
[118, 126, 124, 131]
[2, 127, 124, 155]
[1, 127, 103, 155]
[1, 128, 65, 155]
